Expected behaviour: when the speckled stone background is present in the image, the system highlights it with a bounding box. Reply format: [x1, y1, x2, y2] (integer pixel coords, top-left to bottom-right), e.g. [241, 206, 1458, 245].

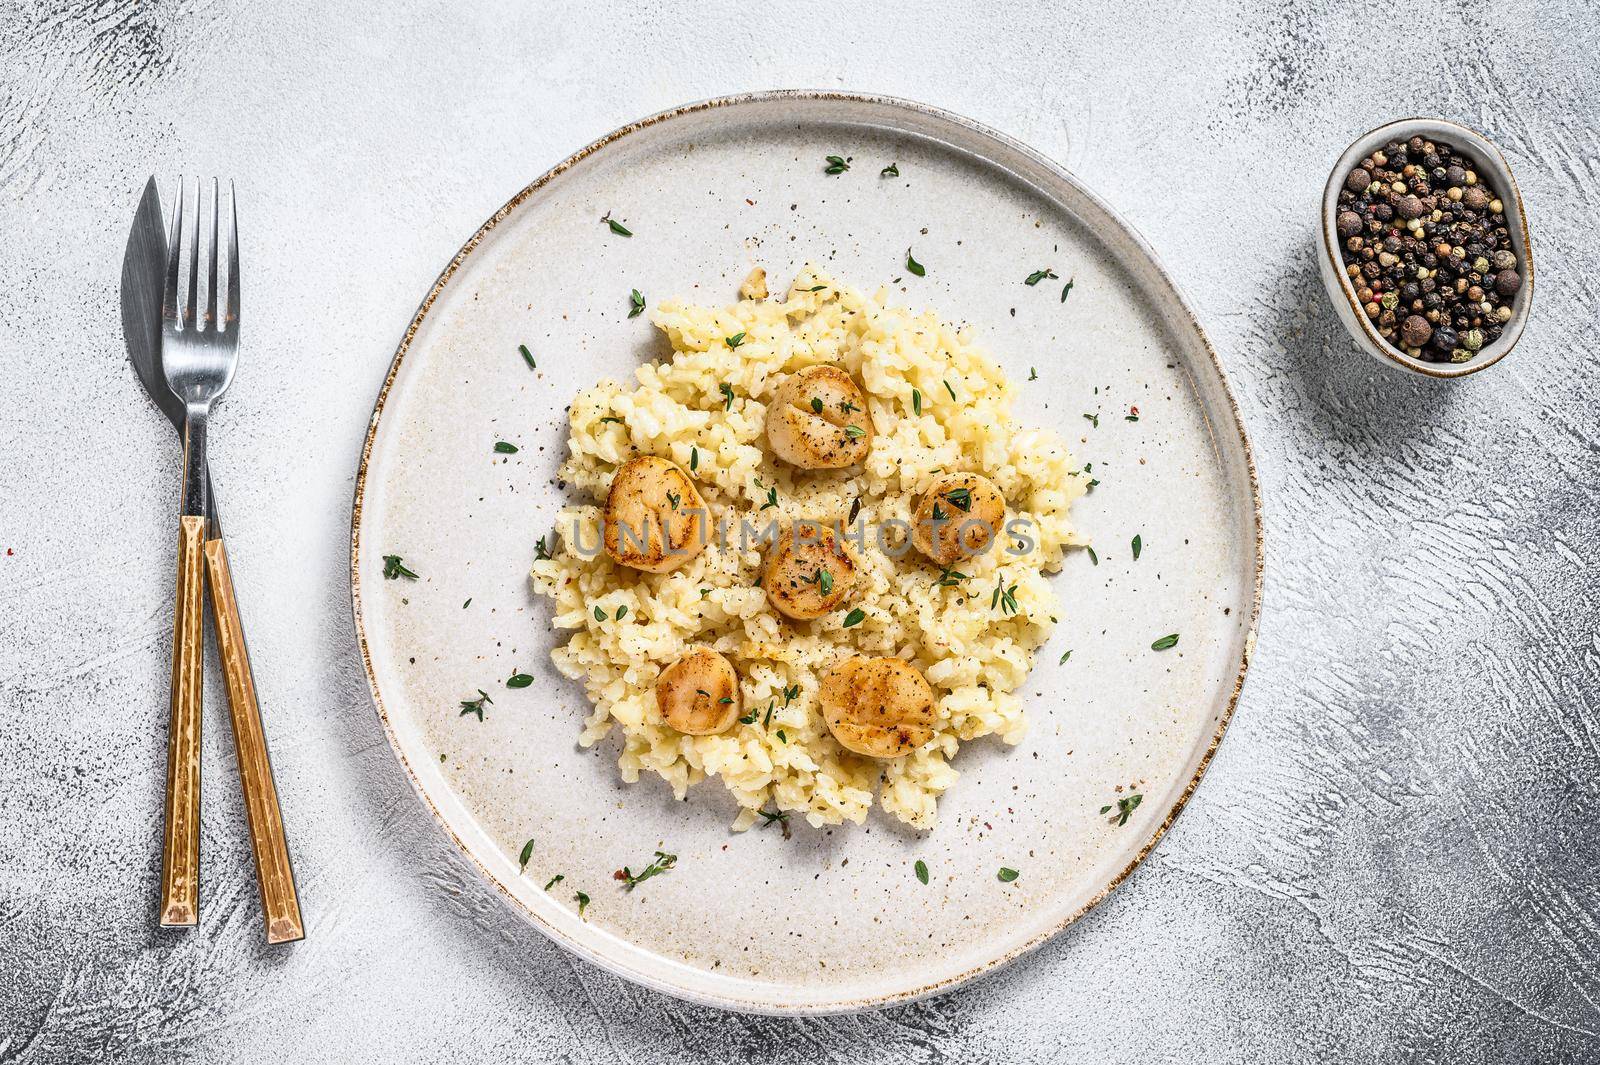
[3, 1, 1598, 1061]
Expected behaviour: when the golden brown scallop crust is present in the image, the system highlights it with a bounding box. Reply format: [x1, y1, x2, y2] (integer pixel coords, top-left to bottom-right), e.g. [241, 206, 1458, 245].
[762, 520, 858, 620]
[765, 365, 873, 469]
[602, 456, 709, 573]
[911, 472, 1006, 566]
[655, 647, 743, 735]
[820, 656, 937, 758]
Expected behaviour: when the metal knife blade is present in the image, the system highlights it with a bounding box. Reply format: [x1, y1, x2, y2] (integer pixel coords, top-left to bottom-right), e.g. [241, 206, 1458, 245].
[121, 176, 181, 427]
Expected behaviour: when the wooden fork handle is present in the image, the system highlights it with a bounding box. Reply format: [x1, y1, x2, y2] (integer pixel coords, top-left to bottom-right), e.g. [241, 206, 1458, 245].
[204, 536, 305, 944]
[160, 514, 205, 926]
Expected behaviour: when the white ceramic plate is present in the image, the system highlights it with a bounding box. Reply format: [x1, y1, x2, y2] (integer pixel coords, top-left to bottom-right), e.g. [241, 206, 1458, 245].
[352, 91, 1261, 1014]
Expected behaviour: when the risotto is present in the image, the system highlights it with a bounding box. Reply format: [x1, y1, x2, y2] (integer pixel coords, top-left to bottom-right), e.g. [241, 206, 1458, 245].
[529, 268, 1090, 830]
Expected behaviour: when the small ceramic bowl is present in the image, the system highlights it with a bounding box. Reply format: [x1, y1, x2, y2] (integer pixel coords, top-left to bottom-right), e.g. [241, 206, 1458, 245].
[1318, 118, 1533, 379]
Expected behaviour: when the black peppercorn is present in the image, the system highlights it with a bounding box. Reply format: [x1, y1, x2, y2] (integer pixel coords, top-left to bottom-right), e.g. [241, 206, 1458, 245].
[1336, 210, 1363, 239]
[1346, 168, 1372, 193]
[1431, 324, 1458, 352]
[1494, 269, 1521, 297]
[1446, 165, 1466, 187]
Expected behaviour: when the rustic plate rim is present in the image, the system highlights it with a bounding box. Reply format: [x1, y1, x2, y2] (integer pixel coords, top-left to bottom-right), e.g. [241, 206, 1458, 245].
[348, 88, 1265, 1014]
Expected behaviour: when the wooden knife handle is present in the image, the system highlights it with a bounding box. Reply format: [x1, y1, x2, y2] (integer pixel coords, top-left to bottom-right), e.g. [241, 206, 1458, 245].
[204, 536, 305, 944]
[160, 514, 206, 926]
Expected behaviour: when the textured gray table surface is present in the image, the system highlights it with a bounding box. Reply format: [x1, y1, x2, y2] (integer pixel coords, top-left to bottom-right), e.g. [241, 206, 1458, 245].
[3, 2, 1598, 1061]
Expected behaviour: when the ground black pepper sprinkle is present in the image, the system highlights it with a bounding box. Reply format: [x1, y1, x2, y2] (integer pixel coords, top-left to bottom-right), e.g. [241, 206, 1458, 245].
[1336, 135, 1521, 363]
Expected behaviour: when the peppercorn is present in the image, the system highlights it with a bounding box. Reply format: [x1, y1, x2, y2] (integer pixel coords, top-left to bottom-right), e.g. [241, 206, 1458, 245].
[1494, 269, 1521, 297]
[1395, 194, 1426, 221]
[1431, 324, 1458, 352]
[1346, 168, 1371, 192]
[1400, 314, 1432, 348]
[1337, 210, 1363, 239]
[1463, 186, 1489, 210]
[1492, 250, 1516, 271]
[1445, 165, 1466, 187]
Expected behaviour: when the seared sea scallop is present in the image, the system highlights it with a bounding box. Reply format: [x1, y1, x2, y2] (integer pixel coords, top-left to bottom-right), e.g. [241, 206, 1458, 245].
[656, 648, 742, 735]
[765, 365, 873, 469]
[762, 520, 857, 620]
[602, 456, 708, 573]
[911, 472, 1006, 566]
[820, 656, 936, 758]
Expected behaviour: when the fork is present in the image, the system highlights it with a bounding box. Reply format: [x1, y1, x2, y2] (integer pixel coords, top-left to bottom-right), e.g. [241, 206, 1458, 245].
[158, 177, 240, 927]
[149, 178, 303, 939]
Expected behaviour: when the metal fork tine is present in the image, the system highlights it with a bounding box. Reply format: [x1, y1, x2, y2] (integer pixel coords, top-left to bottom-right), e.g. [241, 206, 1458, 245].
[227, 181, 240, 334]
[183, 177, 200, 329]
[206, 178, 220, 332]
[164, 176, 185, 322]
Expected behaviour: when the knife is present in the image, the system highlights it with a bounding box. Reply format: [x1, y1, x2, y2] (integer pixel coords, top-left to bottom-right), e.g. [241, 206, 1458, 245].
[121, 177, 304, 943]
